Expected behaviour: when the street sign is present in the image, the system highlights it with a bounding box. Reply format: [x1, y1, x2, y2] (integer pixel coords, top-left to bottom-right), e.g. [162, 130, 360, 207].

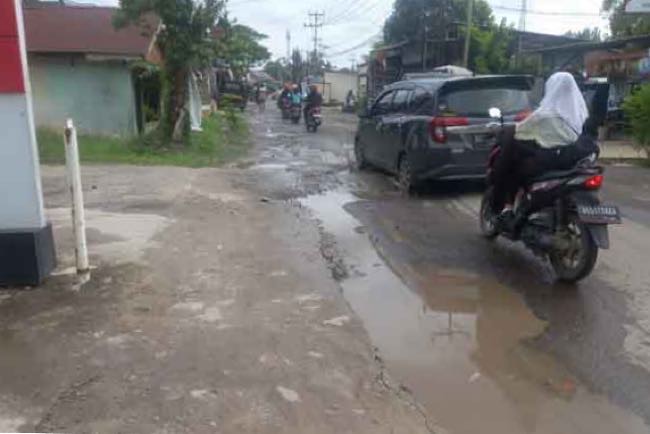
[0, 0, 24, 93]
[626, 0, 650, 13]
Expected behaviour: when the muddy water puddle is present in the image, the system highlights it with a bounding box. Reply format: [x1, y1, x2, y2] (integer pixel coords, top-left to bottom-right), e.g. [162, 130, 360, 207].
[300, 190, 648, 434]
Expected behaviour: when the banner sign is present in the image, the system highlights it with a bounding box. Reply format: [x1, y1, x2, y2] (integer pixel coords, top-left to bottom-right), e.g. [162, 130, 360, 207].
[626, 0, 650, 13]
[0, 0, 25, 93]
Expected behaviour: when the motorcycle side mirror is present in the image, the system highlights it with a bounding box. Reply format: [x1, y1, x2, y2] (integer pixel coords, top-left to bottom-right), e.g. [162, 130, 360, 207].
[489, 107, 502, 119]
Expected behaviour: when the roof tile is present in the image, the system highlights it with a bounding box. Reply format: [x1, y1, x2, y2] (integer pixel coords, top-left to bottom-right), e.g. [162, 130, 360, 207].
[24, 5, 158, 57]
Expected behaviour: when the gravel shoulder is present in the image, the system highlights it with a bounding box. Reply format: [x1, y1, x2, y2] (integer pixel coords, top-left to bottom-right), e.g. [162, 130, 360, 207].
[0, 163, 434, 433]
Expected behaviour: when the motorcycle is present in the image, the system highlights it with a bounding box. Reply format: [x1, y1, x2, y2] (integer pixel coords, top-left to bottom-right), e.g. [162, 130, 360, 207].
[305, 106, 322, 132]
[479, 108, 621, 283]
[281, 98, 292, 120]
[290, 103, 302, 124]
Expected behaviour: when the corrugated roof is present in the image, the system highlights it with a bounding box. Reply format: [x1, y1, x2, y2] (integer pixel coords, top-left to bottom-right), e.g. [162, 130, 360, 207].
[525, 34, 650, 54]
[24, 5, 158, 57]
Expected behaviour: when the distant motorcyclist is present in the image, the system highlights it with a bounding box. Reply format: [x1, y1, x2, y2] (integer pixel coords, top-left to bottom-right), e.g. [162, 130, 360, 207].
[345, 89, 356, 107]
[291, 84, 303, 105]
[304, 84, 323, 120]
[255, 84, 267, 111]
[277, 82, 292, 109]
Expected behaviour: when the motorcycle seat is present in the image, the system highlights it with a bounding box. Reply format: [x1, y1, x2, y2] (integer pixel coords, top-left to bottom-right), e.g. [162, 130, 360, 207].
[530, 168, 581, 183]
[530, 152, 600, 184]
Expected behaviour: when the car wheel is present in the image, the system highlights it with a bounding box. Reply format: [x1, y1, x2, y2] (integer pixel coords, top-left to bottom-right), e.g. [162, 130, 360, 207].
[398, 155, 416, 195]
[354, 139, 368, 170]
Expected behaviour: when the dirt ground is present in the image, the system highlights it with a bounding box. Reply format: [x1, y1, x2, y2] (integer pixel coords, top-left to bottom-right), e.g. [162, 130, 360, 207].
[0, 169, 434, 431]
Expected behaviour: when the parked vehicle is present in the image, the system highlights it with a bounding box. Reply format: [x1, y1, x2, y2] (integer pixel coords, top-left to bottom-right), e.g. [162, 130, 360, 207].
[479, 107, 621, 283]
[306, 106, 322, 132]
[219, 80, 248, 112]
[354, 75, 536, 192]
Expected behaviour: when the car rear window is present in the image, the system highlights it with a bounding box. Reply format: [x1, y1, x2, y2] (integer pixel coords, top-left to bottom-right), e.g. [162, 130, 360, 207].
[440, 80, 533, 117]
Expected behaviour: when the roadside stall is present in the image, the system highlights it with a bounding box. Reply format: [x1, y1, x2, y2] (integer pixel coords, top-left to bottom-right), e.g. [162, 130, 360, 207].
[586, 47, 650, 138]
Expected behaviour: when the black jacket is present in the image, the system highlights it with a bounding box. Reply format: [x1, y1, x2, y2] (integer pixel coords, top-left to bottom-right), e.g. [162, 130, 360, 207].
[305, 92, 323, 108]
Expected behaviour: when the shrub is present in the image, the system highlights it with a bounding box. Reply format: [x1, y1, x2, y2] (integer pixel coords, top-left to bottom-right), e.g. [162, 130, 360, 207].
[623, 83, 650, 149]
[220, 94, 242, 127]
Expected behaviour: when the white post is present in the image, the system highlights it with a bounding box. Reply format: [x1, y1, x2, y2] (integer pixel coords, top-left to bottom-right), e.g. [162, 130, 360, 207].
[64, 119, 89, 274]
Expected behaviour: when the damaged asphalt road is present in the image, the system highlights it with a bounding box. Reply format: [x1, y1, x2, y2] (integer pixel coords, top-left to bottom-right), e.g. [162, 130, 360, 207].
[1, 105, 650, 433]
[242, 106, 650, 433]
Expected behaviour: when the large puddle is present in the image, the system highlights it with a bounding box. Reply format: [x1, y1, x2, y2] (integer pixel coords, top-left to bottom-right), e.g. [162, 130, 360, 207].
[300, 190, 648, 434]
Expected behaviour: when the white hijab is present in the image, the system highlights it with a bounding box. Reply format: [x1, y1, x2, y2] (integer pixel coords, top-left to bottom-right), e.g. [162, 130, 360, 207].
[515, 72, 589, 148]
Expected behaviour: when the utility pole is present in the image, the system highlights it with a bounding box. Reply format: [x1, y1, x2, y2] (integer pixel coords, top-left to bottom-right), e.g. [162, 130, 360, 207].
[517, 0, 528, 60]
[304, 11, 324, 73]
[422, 15, 428, 72]
[518, 0, 528, 32]
[284, 30, 291, 82]
[463, 0, 474, 68]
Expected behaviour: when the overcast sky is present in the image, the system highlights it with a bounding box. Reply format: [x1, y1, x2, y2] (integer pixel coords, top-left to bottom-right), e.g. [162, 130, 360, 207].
[85, 0, 610, 67]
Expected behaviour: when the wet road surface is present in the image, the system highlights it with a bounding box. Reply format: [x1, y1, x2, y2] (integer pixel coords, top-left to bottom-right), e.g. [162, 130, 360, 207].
[244, 104, 650, 433]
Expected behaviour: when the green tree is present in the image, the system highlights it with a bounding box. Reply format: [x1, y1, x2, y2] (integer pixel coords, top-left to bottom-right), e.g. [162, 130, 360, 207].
[623, 84, 650, 151]
[307, 50, 331, 77]
[382, 0, 515, 73]
[114, 0, 224, 143]
[469, 19, 513, 74]
[215, 16, 271, 79]
[564, 27, 603, 41]
[603, 0, 650, 37]
[383, 0, 493, 44]
[264, 59, 289, 81]
[291, 49, 306, 83]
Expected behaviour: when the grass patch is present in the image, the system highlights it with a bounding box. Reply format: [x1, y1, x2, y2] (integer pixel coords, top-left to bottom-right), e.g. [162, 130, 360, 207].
[37, 112, 250, 167]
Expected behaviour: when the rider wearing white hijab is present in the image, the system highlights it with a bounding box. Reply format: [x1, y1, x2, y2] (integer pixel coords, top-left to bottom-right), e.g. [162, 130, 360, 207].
[515, 72, 589, 148]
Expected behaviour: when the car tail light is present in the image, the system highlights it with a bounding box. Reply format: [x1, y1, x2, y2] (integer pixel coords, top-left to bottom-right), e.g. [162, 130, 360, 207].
[584, 174, 604, 190]
[430, 117, 469, 144]
[514, 109, 533, 122]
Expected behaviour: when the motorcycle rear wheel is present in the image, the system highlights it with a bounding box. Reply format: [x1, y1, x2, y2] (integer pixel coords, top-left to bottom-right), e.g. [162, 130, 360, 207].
[549, 214, 598, 283]
[479, 187, 499, 240]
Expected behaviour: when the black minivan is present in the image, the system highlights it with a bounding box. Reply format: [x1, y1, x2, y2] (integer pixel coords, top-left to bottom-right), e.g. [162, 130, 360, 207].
[355, 75, 537, 191]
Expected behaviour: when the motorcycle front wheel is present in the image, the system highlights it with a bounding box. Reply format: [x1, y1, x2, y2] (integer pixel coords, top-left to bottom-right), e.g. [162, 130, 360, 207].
[549, 214, 598, 283]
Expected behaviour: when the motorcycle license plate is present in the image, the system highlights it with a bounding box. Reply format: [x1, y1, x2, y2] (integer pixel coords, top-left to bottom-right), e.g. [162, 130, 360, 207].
[577, 204, 622, 224]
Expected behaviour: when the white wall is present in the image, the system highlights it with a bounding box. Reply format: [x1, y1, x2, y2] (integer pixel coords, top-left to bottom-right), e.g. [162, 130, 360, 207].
[324, 71, 358, 104]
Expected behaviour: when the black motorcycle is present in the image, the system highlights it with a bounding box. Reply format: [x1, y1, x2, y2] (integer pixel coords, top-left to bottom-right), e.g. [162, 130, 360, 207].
[479, 108, 621, 283]
[305, 106, 322, 132]
[281, 98, 292, 120]
[290, 102, 302, 124]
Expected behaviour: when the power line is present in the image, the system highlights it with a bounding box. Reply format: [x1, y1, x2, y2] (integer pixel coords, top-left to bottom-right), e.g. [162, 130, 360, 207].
[324, 0, 378, 26]
[323, 0, 362, 25]
[326, 32, 382, 58]
[490, 3, 604, 17]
